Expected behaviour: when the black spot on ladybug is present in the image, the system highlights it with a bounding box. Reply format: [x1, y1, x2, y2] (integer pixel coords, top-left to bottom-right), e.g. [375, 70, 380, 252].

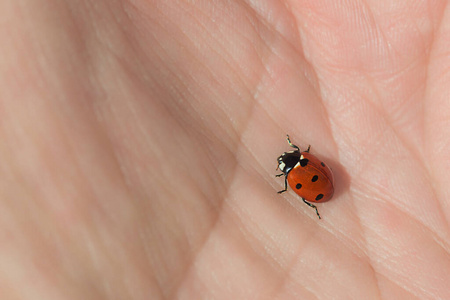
[296, 183, 302, 189]
[311, 175, 318, 182]
[315, 194, 324, 201]
[300, 158, 309, 167]
[321, 162, 325, 167]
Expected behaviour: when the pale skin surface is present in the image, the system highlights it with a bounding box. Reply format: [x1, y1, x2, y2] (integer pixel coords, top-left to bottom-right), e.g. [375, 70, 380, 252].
[1, 0, 450, 299]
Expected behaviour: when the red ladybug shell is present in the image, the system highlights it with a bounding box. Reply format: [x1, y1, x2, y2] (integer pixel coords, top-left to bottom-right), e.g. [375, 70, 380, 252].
[287, 152, 334, 203]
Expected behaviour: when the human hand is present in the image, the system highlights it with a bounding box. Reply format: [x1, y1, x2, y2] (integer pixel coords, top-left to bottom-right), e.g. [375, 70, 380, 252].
[1, 1, 449, 299]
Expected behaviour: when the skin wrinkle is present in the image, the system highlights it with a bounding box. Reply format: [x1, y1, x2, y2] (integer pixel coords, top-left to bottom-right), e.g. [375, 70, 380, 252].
[273, 265, 320, 300]
[380, 110, 450, 249]
[339, 4, 432, 164]
[381, 259, 440, 299]
[244, 4, 327, 138]
[137, 229, 165, 298]
[157, 0, 269, 106]
[171, 143, 285, 298]
[355, 206, 398, 300]
[169, 14, 265, 298]
[93, 104, 140, 197]
[173, 12, 249, 93]
[136, 12, 269, 295]
[170, 195, 225, 299]
[124, 64, 243, 298]
[312, 5, 426, 170]
[141, 18, 247, 153]
[281, 236, 362, 298]
[423, 1, 450, 234]
[244, 0, 300, 54]
[234, 212, 295, 293]
[376, 272, 421, 300]
[346, 191, 384, 300]
[244, 0, 323, 97]
[351, 187, 449, 299]
[325, 73, 423, 167]
[273, 213, 378, 299]
[224, 194, 317, 299]
[326, 74, 448, 255]
[364, 243, 405, 299]
[367, 75, 425, 158]
[187, 4, 262, 90]
[161, 27, 257, 142]
[354, 169, 450, 253]
[160, 126, 243, 297]
[333, 95, 387, 175]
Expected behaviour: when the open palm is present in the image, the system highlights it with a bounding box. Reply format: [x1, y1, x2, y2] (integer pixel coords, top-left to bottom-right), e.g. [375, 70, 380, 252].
[2, 1, 449, 299]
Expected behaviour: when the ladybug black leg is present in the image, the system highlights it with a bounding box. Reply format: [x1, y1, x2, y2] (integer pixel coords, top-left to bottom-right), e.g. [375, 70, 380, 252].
[277, 175, 288, 194]
[306, 145, 311, 153]
[286, 135, 300, 151]
[302, 198, 321, 219]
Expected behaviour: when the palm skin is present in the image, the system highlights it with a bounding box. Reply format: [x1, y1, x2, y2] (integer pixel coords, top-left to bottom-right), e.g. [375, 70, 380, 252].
[1, 0, 449, 299]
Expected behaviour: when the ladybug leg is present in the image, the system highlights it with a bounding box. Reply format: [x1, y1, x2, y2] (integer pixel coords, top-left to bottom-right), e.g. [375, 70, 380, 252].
[286, 135, 300, 151]
[306, 145, 311, 153]
[277, 174, 288, 194]
[302, 198, 321, 219]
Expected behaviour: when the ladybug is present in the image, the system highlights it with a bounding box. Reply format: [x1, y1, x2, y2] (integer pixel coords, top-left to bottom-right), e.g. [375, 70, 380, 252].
[276, 135, 334, 219]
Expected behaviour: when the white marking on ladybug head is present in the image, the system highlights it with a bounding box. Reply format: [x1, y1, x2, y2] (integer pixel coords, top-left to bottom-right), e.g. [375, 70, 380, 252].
[278, 160, 286, 171]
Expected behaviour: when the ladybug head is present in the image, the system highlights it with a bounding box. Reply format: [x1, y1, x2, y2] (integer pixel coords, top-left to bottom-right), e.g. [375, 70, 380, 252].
[277, 150, 301, 174]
